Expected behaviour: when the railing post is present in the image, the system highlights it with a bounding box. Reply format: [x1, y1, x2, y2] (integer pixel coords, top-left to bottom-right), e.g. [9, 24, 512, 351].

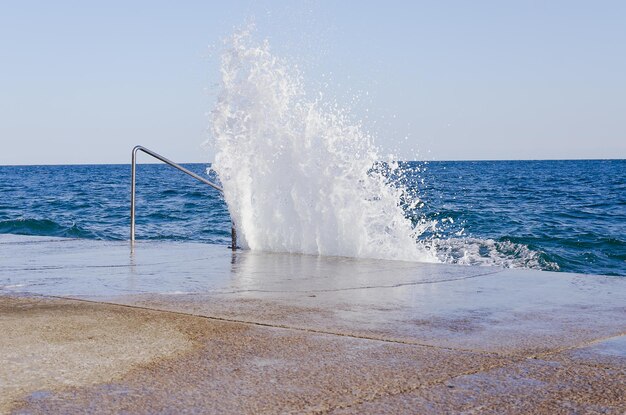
[130, 147, 138, 243]
[231, 224, 237, 250]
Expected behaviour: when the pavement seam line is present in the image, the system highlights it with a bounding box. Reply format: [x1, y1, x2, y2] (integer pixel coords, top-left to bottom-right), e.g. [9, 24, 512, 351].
[8, 293, 622, 361]
[212, 269, 505, 295]
[37, 294, 500, 356]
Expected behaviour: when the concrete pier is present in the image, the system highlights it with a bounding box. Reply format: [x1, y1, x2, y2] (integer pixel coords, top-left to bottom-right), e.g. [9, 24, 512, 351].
[1, 235, 624, 414]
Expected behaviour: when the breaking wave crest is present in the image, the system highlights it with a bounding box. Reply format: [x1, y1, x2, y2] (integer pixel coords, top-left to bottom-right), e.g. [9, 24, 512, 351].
[432, 238, 559, 271]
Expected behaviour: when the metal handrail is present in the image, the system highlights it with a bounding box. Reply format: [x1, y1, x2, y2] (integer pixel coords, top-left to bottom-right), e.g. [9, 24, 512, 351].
[130, 145, 236, 249]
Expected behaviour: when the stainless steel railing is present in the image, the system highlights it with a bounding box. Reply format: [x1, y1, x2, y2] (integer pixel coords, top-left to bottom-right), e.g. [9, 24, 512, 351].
[130, 145, 236, 249]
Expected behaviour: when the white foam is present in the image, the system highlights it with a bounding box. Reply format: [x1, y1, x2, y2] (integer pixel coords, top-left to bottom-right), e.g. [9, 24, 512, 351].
[432, 238, 560, 270]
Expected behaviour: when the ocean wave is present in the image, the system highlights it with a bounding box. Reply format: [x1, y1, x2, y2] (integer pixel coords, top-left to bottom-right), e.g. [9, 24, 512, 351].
[429, 237, 560, 271]
[0, 218, 96, 239]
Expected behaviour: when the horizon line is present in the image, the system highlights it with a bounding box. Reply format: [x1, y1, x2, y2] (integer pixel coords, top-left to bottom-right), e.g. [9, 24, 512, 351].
[1, 157, 624, 167]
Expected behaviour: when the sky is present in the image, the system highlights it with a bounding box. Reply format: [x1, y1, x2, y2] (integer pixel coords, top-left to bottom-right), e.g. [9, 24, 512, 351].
[1, 0, 625, 165]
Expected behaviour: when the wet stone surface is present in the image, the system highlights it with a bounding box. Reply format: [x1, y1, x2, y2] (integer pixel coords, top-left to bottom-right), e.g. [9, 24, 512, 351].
[1, 235, 625, 414]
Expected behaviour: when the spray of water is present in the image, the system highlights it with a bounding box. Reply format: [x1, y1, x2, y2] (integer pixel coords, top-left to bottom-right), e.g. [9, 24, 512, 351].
[209, 28, 559, 271]
[209, 28, 437, 262]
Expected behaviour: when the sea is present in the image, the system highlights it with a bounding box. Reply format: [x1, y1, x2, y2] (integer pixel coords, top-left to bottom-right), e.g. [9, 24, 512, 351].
[2, 31, 625, 277]
[0, 159, 624, 276]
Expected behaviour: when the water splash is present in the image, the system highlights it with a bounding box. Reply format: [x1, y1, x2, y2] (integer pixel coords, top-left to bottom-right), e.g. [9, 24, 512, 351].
[209, 29, 437, 262]
[209, 29, 559, 271]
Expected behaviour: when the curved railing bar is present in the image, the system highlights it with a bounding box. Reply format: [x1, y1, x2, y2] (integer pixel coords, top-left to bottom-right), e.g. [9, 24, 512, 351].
[130, 145, 236, 249]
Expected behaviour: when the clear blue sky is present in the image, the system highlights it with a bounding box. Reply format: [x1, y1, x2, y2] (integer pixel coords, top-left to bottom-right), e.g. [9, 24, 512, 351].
[1, 0, 625, 164]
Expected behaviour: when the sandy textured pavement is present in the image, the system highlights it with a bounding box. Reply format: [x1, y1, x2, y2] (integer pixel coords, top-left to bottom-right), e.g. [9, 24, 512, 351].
[0, 296, 194, 413]
[2, 294, 624, 414]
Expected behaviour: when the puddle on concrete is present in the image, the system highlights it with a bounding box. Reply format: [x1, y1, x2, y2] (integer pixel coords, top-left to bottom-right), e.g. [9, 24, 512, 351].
[586, 335, 626, 358]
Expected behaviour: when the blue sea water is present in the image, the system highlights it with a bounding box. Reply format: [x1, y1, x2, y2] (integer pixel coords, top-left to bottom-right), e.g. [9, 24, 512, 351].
[0, 160, 624, 276]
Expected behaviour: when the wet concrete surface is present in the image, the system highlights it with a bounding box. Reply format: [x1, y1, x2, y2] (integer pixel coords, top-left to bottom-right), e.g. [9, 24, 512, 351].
[1, 235, 625, 414]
